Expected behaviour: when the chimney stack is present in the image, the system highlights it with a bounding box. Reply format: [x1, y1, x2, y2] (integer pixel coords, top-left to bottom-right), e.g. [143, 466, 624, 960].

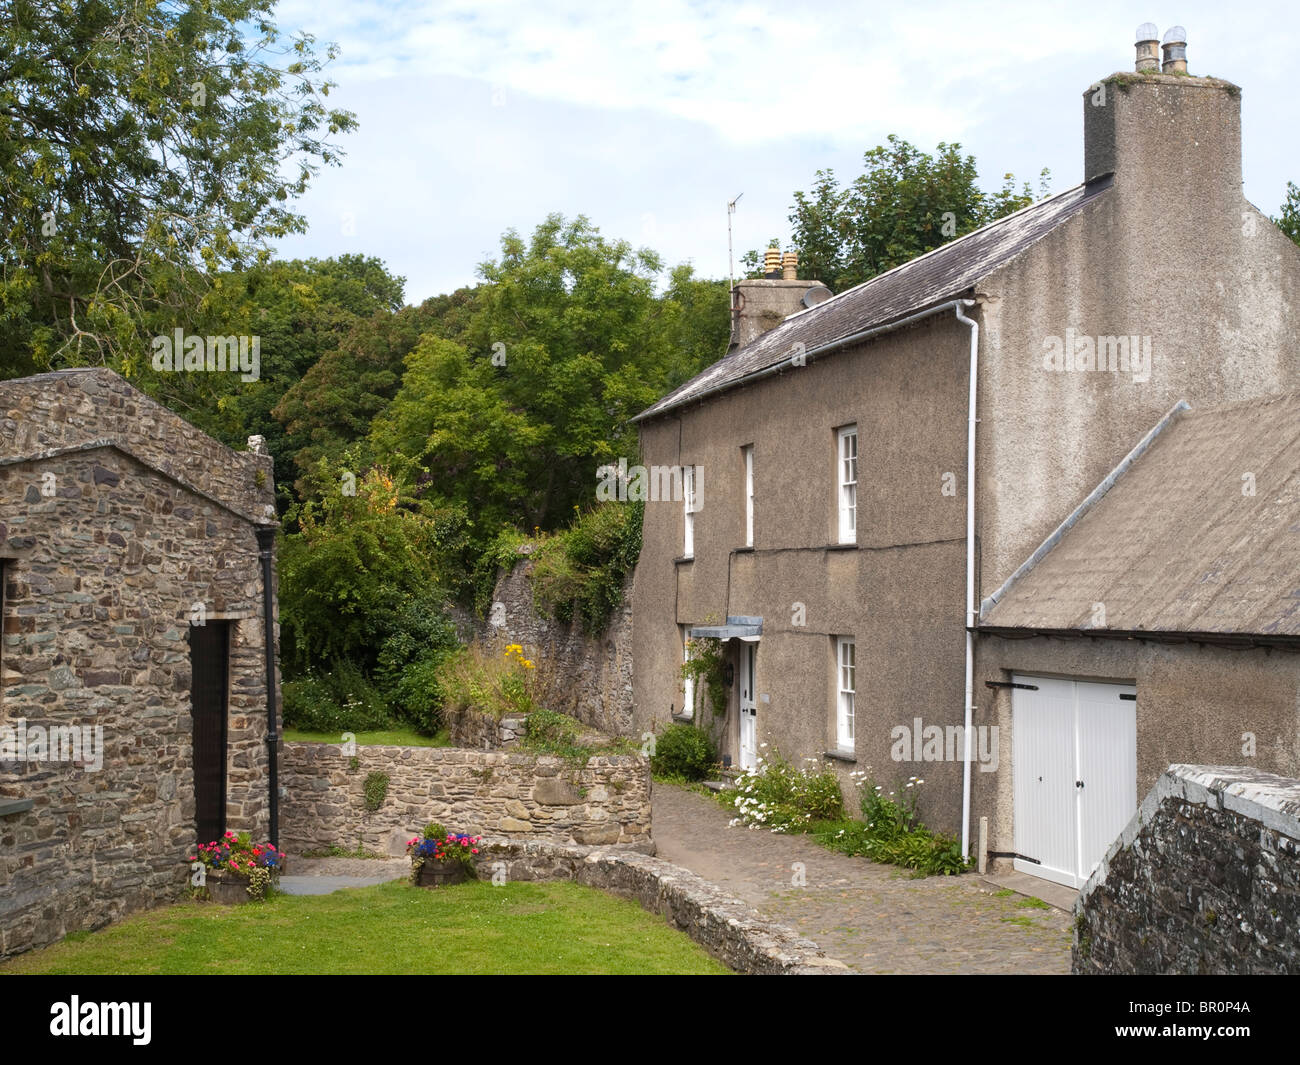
[1084, 25, 1241, 239]
[1162, 26, 1188, 73]
[1134, 24, 1159, 71]
[728, 247, 827, 351]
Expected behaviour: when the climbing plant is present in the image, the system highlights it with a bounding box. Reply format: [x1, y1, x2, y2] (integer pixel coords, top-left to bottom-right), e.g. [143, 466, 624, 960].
[681, 636, 728, 721]
[363, 771, 390, 812]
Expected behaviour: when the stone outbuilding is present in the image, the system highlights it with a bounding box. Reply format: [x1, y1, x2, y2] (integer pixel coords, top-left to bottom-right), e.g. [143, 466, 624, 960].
[0, 368, 281, 958]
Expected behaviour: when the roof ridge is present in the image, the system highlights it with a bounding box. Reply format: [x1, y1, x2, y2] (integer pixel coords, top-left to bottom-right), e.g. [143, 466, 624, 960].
[637, 176, 1111, 422]
[781, 180, 1091, 325]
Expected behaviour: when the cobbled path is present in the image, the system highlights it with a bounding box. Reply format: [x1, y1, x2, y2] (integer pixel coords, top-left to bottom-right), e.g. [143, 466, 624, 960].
[652, 782, 1073, 974]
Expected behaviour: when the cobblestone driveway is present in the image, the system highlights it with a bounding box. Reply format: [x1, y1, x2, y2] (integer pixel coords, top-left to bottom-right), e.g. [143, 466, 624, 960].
[652, 783, 1072, 974]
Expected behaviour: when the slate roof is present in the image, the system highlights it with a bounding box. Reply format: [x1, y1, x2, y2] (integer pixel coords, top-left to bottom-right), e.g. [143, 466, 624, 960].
[980, 391, 1300, 640]
[634, 175, 1113, 422]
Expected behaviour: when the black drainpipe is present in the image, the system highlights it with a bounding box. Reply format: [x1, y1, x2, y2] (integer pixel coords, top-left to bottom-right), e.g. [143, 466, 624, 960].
[254, 525, 279, 850]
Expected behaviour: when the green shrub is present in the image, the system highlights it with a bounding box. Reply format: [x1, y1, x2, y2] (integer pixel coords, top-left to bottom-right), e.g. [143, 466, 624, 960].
[374, 590, 462, 734]
[723, 749, 844, 831]
[807, 774, 971, 877]
[280, 463, 465, 676]
[859, 775, 923, 840]
[521, 709, 580, 751]
[649, 723, 716, 781]
[530, 501, 643, 634]
[282, 661, 393, 733]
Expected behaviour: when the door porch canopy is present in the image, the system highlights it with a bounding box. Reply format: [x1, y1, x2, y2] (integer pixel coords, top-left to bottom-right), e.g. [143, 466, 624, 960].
[689, 616, 762, 642]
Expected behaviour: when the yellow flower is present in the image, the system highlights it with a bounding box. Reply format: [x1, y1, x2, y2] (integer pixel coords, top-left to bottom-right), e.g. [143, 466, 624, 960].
[523, 660, 535, 670]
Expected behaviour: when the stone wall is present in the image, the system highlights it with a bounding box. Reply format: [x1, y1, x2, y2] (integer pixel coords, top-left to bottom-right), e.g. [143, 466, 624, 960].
[446, 708, 526, 750]
[481, 555, 633, 738]
[281, 743, 652, 855]
[0, 369, 279, 961]
[476, 838, 849, 975]
[1073, 765, 1300, 974]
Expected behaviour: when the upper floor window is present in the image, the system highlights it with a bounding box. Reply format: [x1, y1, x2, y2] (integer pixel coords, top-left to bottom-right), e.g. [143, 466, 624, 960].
[837, 425, 857, 543]
[742, 445, 754, 547]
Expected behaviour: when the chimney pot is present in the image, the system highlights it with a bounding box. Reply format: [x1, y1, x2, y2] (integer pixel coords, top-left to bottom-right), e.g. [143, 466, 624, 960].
[1162, 26, 1187, 73]
[1135, 23, 1160, 71]
[763, 246, 782, 279]
[781, 251, 798, 280]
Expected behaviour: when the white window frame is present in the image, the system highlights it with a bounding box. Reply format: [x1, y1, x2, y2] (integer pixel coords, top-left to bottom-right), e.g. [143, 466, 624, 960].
[836, 636, 855, 751]
[683, 465, 696, 558]
[681, 626, 695, 719]
[837, 425, 857, 544]
[743, 445, 754, 548]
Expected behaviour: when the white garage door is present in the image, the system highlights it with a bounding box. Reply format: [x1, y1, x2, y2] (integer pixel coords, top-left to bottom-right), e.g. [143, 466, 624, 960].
[1012, 675, 1136, 889]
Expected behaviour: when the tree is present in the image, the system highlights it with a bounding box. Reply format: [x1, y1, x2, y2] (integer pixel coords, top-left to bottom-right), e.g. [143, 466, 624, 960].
[0, 0, 356, 377]
[1275, 181, 1300, 246]
[370, 214, 728, 539]
[274, 286, 480, 494]
[761, 135, 1050, 293]
[128, 254, 406, 511]
[658, 264, 731, 387]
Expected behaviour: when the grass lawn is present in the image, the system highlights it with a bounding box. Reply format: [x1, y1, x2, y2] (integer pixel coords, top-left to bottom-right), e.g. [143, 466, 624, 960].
[281, 726, 451, 747]
[0, 880, 731, 975]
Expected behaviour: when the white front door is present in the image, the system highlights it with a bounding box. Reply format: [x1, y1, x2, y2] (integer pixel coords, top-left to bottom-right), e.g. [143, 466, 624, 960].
[738, 642, 757, 771]
[1012, 675, 1136, 889]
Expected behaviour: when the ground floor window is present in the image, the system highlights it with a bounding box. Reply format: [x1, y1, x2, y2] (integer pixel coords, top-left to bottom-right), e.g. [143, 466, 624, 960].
[680, 625, 694, 719]
[836, 636, 855, 751]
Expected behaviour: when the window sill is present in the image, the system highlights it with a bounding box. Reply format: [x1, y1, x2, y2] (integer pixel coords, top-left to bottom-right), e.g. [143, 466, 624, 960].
[734, 545, 754, 553]
[823, 748, 857, 764]
[671, 712, 695, 724]
[825, 542, 858, 552]
[674, 555, 694, 565]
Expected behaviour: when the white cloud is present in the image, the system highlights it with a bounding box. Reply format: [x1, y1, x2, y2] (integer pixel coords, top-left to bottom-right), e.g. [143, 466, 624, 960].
[268, 0, 1300, 300]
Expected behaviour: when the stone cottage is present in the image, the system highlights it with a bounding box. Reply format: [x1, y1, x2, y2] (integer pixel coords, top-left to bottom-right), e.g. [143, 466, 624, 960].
[0, 367, 281, 958]
[631, 28, 1300, 891]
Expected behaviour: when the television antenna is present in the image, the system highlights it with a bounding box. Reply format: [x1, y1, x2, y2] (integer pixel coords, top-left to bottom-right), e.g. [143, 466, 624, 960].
[727, 193, 743, 291]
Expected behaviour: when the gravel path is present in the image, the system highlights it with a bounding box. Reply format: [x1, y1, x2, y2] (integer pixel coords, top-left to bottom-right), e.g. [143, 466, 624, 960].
[651, 782, 1073, 974]
[278, 855, 409, 896]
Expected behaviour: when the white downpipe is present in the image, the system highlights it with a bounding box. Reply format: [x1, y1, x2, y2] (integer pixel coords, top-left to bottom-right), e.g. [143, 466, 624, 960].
[955, 300, 979, 860]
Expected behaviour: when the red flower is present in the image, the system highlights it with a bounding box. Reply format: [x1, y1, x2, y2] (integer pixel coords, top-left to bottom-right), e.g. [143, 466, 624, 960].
[471, 848, 479, 855]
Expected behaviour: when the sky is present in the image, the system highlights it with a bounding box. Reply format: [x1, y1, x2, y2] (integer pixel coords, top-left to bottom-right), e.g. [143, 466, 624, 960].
[270, 0, 1300, 305]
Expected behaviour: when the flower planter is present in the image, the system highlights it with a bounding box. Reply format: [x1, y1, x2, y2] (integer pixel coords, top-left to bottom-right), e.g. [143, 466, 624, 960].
[204, 872, 258, 904]
[415, 861, 470, 888]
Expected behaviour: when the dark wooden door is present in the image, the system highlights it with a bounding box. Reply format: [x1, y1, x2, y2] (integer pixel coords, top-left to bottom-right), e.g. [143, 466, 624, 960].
[191, 621, 231, 845]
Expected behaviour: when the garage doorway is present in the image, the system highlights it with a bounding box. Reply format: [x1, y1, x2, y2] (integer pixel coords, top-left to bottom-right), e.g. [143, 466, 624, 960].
[1012, 675, 1136, 889]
